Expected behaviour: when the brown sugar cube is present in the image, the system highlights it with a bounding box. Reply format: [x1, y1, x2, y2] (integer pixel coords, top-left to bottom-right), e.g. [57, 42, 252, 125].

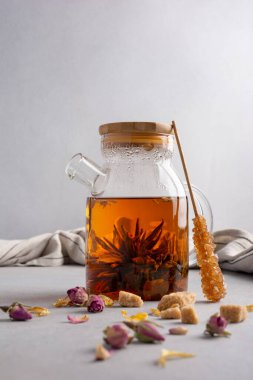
[220, 305, 248, 323]
[181, 306, 199, 324]
[160, 307, 181, 320]
[118, 291, 143, 307]
[158, 292, 196, 311]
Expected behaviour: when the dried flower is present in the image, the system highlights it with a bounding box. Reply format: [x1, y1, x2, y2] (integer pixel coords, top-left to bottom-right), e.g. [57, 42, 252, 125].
[104, 324, 133, 349]
[98, 294, 114, 307]
[87, 295, 104, 313]
[157, 349, 194, 367]
[121, 310, 148, 322]
[53, 296, 72, 308]
[67, 314, 89, 324]
[205, 314, 231, 337]
[9, 304, 32, 321]
[150, 308, 161, 317]
[67, 287, 88, 306]
[133, 321, 165, 343]
[95, 344, 111, 361]
[26, 306, 50, 317]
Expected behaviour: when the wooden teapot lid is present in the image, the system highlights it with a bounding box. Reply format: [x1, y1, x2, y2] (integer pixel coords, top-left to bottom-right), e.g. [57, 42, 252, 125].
[99, 122, 173, 136]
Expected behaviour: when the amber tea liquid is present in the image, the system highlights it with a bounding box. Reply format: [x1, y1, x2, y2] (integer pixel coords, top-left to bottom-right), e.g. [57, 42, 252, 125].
[86, 197, 188, 301]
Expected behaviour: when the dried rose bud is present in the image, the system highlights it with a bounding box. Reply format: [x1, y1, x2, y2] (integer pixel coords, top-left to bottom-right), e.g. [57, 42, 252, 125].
[135, 321, 165, 343]
[104, 324, 133, 349]
[9, 305, 32, 321]
[67, 286, 88, 306]
[205, 314, 231, 337]
[87, 295, 104, 313]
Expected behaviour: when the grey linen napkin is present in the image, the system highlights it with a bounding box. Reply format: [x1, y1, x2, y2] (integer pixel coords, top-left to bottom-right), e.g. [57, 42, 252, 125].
[0, 229, 86, 266]
[0, 228, 253, 273]
[189, 229, 253, 274]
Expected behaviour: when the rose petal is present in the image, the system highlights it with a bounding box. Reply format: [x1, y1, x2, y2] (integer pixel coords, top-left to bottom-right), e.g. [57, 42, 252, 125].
[67, 314, 89, 324]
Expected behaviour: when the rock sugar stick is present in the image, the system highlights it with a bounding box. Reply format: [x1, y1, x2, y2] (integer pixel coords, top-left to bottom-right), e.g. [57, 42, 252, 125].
[171, 121, 226, 302]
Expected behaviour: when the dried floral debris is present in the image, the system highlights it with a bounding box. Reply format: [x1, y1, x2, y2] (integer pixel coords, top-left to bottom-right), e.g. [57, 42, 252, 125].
[205, 314, 230, 337]
[157, 349, 194, 367]
[67, 314, 89, 324]
[95, 345, 111, 361]
[26, 306, 50, 317]
[150, 308, 161, 317]
[104, 324, 133, 348]
[87, 295, 104, 313]
[99, 294, 114, 307]
[53, 296, 72, 308]
[121, 310, 148, 322]
[0, 302, 50, 321]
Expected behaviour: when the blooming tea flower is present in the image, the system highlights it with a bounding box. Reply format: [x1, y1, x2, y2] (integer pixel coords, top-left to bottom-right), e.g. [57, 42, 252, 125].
[104, 324, 133, 349]
[67, 286, 88, 306]
[87, 295, 104, 313]
[205, 314, 231, 337]
[9, 304, 33, 321]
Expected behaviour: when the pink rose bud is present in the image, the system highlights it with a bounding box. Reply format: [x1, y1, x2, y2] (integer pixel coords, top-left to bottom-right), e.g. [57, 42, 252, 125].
[104, 324, 132, 349]
[9, 305, 32, 321]
[67, 286, 88, 305]
[205, 314, 231, 337]
[87, 295, 104, 313]
[135, 321, 165, 343]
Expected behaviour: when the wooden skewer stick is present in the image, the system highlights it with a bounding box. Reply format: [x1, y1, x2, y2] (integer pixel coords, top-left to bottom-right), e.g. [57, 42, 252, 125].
[171, 120, 199, 217]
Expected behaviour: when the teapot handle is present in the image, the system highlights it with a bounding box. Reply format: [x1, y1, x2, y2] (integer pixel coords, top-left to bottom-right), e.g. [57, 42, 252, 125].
[183, 183, 214, 266]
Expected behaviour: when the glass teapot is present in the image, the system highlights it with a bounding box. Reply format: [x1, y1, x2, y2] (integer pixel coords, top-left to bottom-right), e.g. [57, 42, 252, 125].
[65, 122, 212, 301]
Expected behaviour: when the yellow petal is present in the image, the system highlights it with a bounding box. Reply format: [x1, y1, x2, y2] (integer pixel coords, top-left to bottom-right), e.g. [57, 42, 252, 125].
[121, 309, 148, 322]
[27, 306, 50, 317]
[157, 349, 194, 367]
[246, 305, 253, 312]
[150, 308, 161, 317]
[98, 294, 114, 307]
[53, 297, 71, 308]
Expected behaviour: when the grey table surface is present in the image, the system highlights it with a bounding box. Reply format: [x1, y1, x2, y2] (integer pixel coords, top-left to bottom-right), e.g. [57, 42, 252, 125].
[0, 266, 252, 380]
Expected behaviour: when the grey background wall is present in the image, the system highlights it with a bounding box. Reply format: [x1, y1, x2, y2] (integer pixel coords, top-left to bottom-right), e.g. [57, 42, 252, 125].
[0, 0, 252, 239]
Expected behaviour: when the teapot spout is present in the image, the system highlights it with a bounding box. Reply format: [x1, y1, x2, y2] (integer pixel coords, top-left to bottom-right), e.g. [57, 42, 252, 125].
[65, 153, 108, 195]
